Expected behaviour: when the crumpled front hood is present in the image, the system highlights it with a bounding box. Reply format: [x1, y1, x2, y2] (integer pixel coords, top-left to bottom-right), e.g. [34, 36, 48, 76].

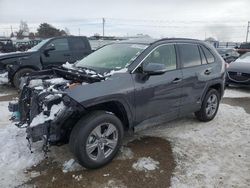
[0, 51, 36, 61]
[227, 62, 250, 74]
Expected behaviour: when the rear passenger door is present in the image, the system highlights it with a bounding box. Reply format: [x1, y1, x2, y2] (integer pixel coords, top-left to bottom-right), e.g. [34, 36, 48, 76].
[177, 43, 215, 114]
[68, 37, 91, 62]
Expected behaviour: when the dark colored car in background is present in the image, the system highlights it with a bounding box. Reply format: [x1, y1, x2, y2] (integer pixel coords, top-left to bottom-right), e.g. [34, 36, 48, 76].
[0, 39, 16, 53]
[10, 38, 225, 169]
[235, 43, 250, 55]
[226, 52, 250, 87]
[0, 36, 92, 87]
[217, 48, 240, 63]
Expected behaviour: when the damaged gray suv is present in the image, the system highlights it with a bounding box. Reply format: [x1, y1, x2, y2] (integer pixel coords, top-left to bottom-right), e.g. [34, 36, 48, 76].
[9, 38, 225, 169]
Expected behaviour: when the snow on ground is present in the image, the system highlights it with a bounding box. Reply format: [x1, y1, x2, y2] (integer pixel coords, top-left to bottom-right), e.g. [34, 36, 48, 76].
[0, 72, 8, 85]
[223, 88, 250, 98]
[0, 101, 44, 187]
[132, 157, 159, 172]
[116, 146, 134, 160]
[62, 158, 82, 173]
[140, 104, 250, 188]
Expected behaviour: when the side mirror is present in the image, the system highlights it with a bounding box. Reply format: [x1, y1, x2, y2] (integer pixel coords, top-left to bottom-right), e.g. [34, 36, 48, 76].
[143, 63, 167, 75]
[44, 44, 55, 55]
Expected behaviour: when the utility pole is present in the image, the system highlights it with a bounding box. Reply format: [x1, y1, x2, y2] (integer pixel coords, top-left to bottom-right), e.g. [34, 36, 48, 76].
[246, 21, 250, 43]
[102, 18, 105, 37]
[78, 28, 81, 36]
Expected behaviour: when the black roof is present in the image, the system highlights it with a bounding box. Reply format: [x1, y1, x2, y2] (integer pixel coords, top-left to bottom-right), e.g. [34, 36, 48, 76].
[118, 37, 203, 45]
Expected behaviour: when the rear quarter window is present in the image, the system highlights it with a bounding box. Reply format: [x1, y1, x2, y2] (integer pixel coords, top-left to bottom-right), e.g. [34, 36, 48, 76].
[178, 44, 201, 68]
[201, 46, 215, 64]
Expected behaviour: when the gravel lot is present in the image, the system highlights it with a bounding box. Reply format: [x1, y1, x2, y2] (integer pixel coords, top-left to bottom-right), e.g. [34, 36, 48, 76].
[0, 85, 249, 188]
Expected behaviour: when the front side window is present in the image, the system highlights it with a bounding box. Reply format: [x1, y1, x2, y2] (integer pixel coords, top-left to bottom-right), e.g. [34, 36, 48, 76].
[143, 44, 177, 71]
[179, 44, 201, 68]
[48, 38, 69, 51]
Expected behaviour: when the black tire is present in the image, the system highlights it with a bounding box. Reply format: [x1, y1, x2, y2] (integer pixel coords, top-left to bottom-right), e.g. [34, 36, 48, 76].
[13, 68, 35, 88]
[195, 89, 220, 122]
[69, 111, 124, 169]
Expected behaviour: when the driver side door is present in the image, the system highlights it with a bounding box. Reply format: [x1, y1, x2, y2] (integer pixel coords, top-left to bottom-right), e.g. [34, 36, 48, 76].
[133, 44, 183, 124]
[41, 38, 71, 69]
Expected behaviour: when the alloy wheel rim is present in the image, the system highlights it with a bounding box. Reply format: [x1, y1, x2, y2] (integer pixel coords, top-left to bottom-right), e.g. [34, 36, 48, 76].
[86, 123, 118, 161]
[205, 94, 218, 117]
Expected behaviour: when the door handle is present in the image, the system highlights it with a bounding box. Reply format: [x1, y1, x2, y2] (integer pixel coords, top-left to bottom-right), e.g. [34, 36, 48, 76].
[204, 69, 212, 75]
[172, 78, 182, 84]
[64, 54, 71, 57]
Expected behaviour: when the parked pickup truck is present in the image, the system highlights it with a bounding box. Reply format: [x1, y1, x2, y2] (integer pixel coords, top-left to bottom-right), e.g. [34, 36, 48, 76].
[0, 36, 92, 87]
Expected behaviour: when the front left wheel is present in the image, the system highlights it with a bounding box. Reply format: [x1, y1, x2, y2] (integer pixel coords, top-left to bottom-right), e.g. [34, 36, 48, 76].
[12, 68, 35, 88]
[69, 111, 124, 169]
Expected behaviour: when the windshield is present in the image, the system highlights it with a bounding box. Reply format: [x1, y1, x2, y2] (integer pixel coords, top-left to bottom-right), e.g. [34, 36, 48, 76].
[75, 43, 148, 70]
[28, 39, 50, 51]
[235, 52, 250, 63]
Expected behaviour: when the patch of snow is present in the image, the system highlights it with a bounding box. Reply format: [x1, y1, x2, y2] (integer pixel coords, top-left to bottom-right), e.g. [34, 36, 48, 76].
[0, 72, 8, 85]
[224, 88, 250, 98]
[0, 101, 44, 187]
[62, 159, 82, 173]
[30, 102, 65, 127]
[30, 171, 40, 178]
[104, 68, 128, 77]
[45, 77, 68, 85]
[132, 157, 159, 171]
[140, 104, 250, 188]
[102, 179, 127, 188]
[116, 146, 134, 160]
[34, 86, 44, 90]
[28, 79, 43, 88]
[45, 93, 62, 100]
[62, 62, 74, 70]
[84, 69, 96, 75]
[72, 174, 83, 181]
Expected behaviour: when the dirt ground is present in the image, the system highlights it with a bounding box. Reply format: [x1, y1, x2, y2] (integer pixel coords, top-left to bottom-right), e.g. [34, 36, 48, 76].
[25, 137, 175, 188]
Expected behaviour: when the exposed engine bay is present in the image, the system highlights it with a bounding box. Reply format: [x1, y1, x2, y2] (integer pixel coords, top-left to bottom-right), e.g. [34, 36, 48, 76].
[9, 66, 106, 152]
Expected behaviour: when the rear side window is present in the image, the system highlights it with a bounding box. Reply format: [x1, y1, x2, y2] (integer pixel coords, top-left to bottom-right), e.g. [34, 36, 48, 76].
[201, 46, 215, 64]
[69, 38, 86, 51]
[178, 44, 201, 68]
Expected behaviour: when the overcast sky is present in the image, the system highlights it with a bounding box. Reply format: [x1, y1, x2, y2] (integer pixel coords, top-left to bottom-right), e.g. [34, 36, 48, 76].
[0, 0, 250, 41]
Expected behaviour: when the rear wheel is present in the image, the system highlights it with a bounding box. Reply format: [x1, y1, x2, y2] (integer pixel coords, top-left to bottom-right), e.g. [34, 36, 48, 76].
[69, 111, 124, 169]
[13, 68, 35, 88]
[195, 89, 220, 122]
